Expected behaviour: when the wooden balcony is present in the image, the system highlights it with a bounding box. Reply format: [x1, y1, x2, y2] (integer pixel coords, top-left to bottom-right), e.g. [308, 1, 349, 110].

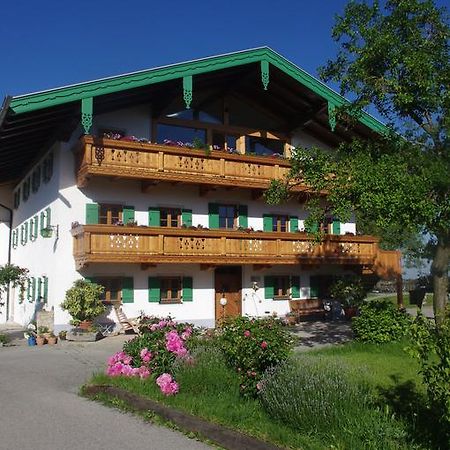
[76, 136, 306, 191]
[72, 224, 389, 270]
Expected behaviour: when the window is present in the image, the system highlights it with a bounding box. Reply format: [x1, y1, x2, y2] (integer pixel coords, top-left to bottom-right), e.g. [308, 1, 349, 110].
[160, 277, 182, 304]
[156, 124, 206, 145]
[13, 189, 20, 209]
[97, 277, 123, 304]
[219, 205, 238, 229]
[272, 215, 289, 232]
[246, 136, 285, 156]
[160, 208, 182, 228]
[22, 178, 30, 202]
[43, 152, 53, 183]
[99, 204, 122, 225]
[32, 167, 41, 193]
[273, 276, 290, 298]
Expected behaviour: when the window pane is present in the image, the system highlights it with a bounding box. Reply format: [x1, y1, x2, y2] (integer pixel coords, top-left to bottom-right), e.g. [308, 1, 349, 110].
[157, 124, 206, 146]
[246, 136, 284, 156]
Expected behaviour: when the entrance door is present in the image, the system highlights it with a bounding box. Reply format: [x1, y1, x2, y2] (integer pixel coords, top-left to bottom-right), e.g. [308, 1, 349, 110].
[215, 266, 242, 323]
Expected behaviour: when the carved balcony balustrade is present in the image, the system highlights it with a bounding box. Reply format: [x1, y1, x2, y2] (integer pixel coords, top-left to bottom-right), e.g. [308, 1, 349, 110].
[75, 136, 307, 191]
[71, 224, 391, 270]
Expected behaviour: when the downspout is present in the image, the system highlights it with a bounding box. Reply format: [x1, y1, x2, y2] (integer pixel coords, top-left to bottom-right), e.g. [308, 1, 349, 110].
[0, 203, 13, 319]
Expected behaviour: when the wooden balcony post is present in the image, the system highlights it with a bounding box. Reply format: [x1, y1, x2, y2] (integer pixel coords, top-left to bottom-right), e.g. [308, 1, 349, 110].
[85, 143, 92, 165]
[84, 232, 91, 254]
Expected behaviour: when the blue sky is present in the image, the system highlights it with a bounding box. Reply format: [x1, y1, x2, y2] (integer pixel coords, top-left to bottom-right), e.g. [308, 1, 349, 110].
[0, 0, 357, 100]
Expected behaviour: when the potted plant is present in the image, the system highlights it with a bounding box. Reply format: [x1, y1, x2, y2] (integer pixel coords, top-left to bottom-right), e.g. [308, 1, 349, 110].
[0, 334, 9, 347]
[58, 330, 67, 341]
[24, 323, 37, 346]
[61, 279, 105, 331]
[36, 333, 46, 346]
[37, 326, 50, 339]
[329, 277, 366, 319]
[47, 332, 57, 345]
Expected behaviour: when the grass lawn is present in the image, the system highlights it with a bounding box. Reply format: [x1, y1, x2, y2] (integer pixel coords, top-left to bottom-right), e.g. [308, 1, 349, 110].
[87, 339, 440, 450]
[366, 292, 434, 308]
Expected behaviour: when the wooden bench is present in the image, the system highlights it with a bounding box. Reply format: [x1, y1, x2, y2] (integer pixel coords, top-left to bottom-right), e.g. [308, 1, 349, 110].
[289, 299, 326, 321]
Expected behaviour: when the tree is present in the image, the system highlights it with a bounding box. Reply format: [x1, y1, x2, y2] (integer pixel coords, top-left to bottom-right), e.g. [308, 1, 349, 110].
[266, 0, 449, 323]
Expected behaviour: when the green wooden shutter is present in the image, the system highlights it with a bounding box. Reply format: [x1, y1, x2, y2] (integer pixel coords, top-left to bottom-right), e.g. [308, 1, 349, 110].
[85, 203, 99, 224]
[148, 207, 161, 226]
[30, 277, 36, 302]
[45, 207, 51, 228]
[182, 209, 192, 227]
[238, 205, 248, 228]
[42, 276, 48, 303]
[29, 219, 33, 240]
[264, 276, 274, 299]
[332, 220, 341, 235]
[122, 206, 135, 225]
[291, 276, 300, 299]
[310, 275, 320, 298]
[40, 211, 46, 235]
[182, 277, 193, 302]
[23, 223, 28, 244]
[122, 277, 134, 303]
[36, 278, 42, 302]
[208, 203, 219, 229]
[290, 216, 299, 232]
[12, 230, 17, 248]
[33, 215, 39, 239]
[148, 277, 160, 302]
[263, 214, 273, 232]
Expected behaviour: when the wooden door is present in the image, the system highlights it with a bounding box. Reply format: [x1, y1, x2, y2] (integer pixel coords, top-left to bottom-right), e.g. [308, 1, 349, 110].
[215, 266, 242, 324]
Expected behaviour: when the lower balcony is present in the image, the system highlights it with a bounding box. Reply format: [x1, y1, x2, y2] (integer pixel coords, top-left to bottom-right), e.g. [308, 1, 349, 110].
[71, 224, 390, 271]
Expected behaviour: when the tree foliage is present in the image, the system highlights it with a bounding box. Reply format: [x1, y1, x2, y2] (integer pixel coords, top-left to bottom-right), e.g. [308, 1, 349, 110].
[0, 264, 29, 308]
[267, 0, 450, 320]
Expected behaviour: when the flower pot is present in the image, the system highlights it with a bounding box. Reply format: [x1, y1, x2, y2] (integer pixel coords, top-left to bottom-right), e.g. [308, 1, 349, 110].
[36, 336, 46, 346]
[344, 307, 358, 319]
[27, 336, 36, 346]
[78, 320, 93, 330]
[47, 336, 57, 345]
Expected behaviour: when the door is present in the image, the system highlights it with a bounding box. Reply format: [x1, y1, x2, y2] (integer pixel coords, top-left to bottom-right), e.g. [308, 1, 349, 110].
[215, 266, 242, 324]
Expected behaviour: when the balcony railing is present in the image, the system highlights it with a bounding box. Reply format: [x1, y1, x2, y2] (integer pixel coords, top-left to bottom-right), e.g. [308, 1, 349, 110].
[72, 224, 384, 270]
[76, 136, 307, 191]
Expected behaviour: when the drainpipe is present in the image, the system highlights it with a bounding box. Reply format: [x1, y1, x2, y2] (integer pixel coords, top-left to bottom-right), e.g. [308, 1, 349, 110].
[0, 202, 13, 320]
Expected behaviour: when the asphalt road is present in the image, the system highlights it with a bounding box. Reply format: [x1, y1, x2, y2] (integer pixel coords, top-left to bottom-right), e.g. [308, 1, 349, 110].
[0, 337, 210, 450]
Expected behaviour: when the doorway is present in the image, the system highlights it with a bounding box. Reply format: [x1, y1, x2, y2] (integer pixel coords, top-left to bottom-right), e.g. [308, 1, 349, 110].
[214, 266, 242, 324]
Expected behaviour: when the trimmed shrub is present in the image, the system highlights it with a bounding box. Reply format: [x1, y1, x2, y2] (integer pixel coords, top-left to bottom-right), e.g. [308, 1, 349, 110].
[352, 298, 411, 343]
[217, 316, 293, 397]
[260, 355, 408, 449]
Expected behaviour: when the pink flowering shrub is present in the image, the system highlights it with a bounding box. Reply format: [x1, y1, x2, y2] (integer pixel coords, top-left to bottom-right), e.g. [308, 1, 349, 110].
[156, 373, 179, 396]
[217, 316, 293, 398]
[105, 316, 196, 396]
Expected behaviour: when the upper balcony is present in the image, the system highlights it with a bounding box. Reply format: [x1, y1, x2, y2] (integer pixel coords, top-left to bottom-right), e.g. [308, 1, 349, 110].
[75, 136, 306, 192]
[71, 224, 387, 270]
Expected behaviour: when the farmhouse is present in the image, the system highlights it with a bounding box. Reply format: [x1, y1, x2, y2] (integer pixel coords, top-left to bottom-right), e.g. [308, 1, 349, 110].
[0, 47, 401, 330]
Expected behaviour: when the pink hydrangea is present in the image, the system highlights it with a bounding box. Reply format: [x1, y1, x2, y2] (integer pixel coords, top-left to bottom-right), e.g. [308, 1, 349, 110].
[156, 373, 179, 396]
[140, 348, 152, 364]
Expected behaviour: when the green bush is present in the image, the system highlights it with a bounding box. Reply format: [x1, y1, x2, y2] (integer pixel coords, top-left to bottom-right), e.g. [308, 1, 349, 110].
[60, 279, 105, 324]
[217, 316, 293, 397]
[352, 298, 411, 343]
[410, 312, 450, 440]
[260, 355, 409, 449]
[173, 343, 239, 397]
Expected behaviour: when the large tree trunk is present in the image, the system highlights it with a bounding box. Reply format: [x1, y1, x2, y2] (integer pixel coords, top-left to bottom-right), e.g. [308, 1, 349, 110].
[431, 237, 450, 326]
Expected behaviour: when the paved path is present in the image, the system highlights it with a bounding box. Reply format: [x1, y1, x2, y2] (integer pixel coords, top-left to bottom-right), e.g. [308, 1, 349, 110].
[292, 321, 353, 351]
[0, 336, 210, 450]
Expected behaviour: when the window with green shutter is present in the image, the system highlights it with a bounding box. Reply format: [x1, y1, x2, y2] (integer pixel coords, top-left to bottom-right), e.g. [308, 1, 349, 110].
[42, 276, 48, 303]
[21, 223, 28, 245]
[86, 203, 99, 224]
[332, 220, 341, 235]
[30, 277, 36, 302]
[310, 275, 320, 298]
[45, 207, 51, 229]
[238, 205, 248, 228]
[148, 277, 161, 302]
[264, 276, 274, 299]
[36, 278, 42, 302]
[122, 206, 135, 225]
[121, 277, 134, 303]
[182, 277, 193, 302]
[291, 276, 301, 298]
[208, 203, 219, 229]
[148, 207, 161, 227]
[263, 214, 273, 232]
[290, 216, 299, 232]
[181, 209, 192, 227]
